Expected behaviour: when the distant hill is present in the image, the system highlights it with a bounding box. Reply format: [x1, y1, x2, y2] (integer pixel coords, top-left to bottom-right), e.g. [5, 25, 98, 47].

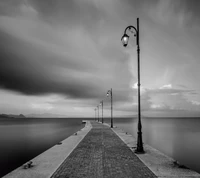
[26, 113, 67, 118]
[0, 114, 26, 118]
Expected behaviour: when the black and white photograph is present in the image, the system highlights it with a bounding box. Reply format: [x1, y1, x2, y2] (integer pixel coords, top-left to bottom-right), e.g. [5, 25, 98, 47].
[0, 0, 200, 177]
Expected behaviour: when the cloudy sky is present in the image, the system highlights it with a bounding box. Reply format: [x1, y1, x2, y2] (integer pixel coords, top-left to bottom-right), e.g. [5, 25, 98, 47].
[0, 0, 200, 117]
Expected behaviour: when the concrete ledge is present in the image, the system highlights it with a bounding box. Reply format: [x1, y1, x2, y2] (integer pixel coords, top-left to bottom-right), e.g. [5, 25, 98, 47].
[3, 121, 92, 178]
[112, 126, 200, 178]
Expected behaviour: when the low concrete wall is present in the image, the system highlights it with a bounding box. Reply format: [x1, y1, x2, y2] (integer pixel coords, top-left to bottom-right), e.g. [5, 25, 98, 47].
[3, 121, 92, 178]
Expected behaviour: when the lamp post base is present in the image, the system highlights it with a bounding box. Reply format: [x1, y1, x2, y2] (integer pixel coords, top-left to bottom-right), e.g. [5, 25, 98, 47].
[134, 149, 145, 154]
[135, 131, 145, 154]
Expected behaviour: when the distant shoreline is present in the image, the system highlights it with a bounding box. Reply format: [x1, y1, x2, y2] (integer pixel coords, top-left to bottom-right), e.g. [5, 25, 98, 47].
[0, 114, 25, 119]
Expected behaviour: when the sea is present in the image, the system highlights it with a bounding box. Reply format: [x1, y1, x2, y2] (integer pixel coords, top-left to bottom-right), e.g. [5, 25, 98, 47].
[0, 117, 84, 177]
[0, 117, 200, 177]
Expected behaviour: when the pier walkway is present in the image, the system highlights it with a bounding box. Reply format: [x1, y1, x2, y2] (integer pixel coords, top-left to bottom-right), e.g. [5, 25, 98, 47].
[51, 121, 157, 178]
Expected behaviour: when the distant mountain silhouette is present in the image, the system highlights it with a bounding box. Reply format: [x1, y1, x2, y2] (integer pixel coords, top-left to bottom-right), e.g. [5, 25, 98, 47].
[0, 114, 26, 118]
[26, 113, 67, 118]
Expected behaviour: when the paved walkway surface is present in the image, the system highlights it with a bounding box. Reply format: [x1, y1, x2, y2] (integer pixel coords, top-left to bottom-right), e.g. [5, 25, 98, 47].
[50, 121, 157, 178]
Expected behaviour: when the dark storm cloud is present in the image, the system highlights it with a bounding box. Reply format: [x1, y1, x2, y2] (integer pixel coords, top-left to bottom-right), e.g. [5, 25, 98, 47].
[0, 30, 100, 98]
[0, 0, 138, 108]
[0, 26, 132, 102]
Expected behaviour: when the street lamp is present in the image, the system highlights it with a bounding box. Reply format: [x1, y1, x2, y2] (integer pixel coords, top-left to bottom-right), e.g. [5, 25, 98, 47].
[94, 108, 97, 121]
[107, 88, 113, 128]
[99, 101, 104, 123]
[97, 106, 99, 122]
[121, 18, 144, 153]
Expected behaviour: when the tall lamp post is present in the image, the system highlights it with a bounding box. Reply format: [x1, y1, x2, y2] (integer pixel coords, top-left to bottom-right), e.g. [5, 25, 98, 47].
[121, 18, 144, 153]
[94, 108, 97, 121]
[107, 88, 113, 128]
[97, 106, 99, 122]
[100, 101, 104, 123]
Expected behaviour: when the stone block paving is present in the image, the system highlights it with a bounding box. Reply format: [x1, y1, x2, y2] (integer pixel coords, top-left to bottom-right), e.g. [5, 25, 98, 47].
[51, 121, 157, 178]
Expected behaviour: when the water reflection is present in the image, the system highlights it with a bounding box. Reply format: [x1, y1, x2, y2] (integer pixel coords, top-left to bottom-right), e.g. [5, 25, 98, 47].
[114, 117, 200, 173]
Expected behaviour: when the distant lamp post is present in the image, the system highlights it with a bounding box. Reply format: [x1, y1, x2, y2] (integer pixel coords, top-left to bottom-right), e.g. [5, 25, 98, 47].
[100, 101, 104, 123]
[94, 108, 97, 121]
[121, 18, 144, 153]
[97, 106, 99, 122]
[107, 88, 113, 128]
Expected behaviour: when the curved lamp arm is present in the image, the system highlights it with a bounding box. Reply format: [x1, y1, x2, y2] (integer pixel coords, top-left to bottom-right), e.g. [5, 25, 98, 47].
[124, 25, 137, 35]
[121, 25, 138, 46]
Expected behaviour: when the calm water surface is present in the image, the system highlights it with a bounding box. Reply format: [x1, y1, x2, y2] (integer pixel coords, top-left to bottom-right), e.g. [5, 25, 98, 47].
[104, 117, 200, 174]
[0, 118, 84, 177]
[1, 117, 200, 177]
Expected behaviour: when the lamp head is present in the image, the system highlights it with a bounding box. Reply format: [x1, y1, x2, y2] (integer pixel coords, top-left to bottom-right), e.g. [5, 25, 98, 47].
[121, 34, 129, 47]
[107, 92, 109, 97]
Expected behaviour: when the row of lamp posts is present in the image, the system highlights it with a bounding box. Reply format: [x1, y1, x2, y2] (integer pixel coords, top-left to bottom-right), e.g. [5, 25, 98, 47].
[94, 88, 113, 128]
[94, 18, 144, 153]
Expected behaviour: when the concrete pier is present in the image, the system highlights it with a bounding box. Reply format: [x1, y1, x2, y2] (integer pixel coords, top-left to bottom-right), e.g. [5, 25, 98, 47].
[3, 121, 200, 178]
